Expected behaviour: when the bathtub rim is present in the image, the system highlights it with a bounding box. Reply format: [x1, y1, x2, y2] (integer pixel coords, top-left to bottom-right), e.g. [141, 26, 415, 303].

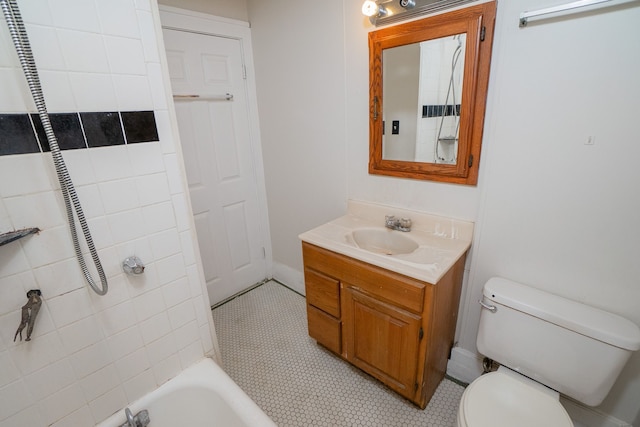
[96, 357, 276, 427]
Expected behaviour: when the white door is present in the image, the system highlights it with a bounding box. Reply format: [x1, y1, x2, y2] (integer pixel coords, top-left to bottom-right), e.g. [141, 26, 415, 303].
[164, 29, 266, 305]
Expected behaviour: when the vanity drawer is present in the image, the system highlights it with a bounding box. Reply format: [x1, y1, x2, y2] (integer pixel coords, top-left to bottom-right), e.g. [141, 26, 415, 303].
[305, 268, 340, 317]
[307, 305, 341, 354]
[302, 242, 425, 314]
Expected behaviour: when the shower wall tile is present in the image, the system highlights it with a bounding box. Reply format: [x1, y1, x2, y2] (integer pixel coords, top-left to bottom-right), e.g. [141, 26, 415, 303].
[154, 110, 176, 154]
[80, 364, 120, 403]
[88, 385, 127, 424]
[89, 145, 134, 181]
[136, 172, 171, 206]
[105, 36, 147, 75]
[0, 68, 33, 112]
[114, 346, 150, 381]
[122, 369, 156, 403]
[20, 225, 76, 268]
[87, 216, 116, 250]
[0, 1, 214, 425]
[137, 10, 160, 63]
[0, 28, 18, 67]
[99, 178, 141, 214]
[24, 359, 76, 402]
[96, 0, 141, 39]
[142, 201, 177, 234]
[0, 114, 40, 155]
[147, 63, 167, 109]
[39, 70, 77, 112]
[57, 29, 110, 73]
[0, 380, 33, 419]
[135, 0, 152, 12]
[107, 326, 144, 361]
[107, 208, 146, 244]
[3, 191, 66, 229]
[139, 312, 172, 345]
[69, 341, 112, 379]
[69, 72, 118, 112]
[40, 384, 86, 426]
[113, 75, 154, 111]
[81, 112, 125, 148]
[17, 0, 54, 26]
[32, 112, 87, 151]
[128, 142, 165, 175]
[152, 354, 180, 386]
[49, 0, 101, 32]
[0, 407, 45, 427]
[0, 154, 54, 197]
[149, 228, 181, 261]
[25, 24, 66, 70]
[58, 315, 103, 354]
[74, 185, 107, 219]
[47, 288, 94, 328]
[51, 406, 95, 427]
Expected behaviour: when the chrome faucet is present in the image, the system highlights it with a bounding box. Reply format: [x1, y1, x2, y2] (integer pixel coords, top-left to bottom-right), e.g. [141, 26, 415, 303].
[385, 215, 412, 232]
[119, 408, 150, 427]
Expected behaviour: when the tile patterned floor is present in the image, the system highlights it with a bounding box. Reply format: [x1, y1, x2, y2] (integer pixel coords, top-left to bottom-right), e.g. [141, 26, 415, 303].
[212, 280, 465, 426]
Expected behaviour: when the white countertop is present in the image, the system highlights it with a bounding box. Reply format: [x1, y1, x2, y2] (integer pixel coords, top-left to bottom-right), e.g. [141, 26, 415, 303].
[299, 200, 474, 284]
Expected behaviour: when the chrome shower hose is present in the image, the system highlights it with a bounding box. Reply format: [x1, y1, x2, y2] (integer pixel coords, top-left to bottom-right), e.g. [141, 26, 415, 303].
[1, 0, 108, 295]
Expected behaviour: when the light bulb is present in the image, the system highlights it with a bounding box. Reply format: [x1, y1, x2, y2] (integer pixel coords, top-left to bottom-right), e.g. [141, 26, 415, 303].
[362, 0, 379, 17]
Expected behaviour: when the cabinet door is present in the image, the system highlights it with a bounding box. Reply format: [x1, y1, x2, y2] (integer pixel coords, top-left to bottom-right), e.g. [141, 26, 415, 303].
[342, 286, 422, 399]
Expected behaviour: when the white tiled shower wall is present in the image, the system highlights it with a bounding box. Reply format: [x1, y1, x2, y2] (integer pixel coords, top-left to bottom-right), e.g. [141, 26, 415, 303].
[0, 0, 215, 425]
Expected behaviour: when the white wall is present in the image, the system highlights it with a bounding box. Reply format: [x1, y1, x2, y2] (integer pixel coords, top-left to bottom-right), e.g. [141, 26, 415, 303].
[247, 0, 640, 424]
[0, 1, 216, 425]
[247, 0, 348, 289]
[459, 1, 640, 423]
[157, 0, 248, 21]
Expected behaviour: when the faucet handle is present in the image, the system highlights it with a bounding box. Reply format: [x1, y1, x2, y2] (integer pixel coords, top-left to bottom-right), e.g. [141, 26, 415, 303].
[399, 218, 412, 229]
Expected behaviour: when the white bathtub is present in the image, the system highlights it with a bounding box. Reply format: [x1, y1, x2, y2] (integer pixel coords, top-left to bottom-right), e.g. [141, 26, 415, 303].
[97, 358, 276, 427]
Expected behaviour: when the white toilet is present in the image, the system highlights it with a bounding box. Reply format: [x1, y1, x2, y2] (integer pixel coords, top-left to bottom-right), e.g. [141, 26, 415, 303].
[457, 277, 640, 427]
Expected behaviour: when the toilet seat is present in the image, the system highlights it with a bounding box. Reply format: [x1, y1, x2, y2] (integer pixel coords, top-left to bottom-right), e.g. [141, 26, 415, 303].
[457, 369, 574, 427]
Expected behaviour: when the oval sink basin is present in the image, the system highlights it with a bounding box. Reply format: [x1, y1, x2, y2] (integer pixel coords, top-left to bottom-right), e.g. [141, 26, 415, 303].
[351, 228, 419, 255]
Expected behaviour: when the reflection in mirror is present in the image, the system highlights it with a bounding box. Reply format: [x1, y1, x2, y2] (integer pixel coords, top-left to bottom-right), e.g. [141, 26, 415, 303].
[382, 34, 466, 164]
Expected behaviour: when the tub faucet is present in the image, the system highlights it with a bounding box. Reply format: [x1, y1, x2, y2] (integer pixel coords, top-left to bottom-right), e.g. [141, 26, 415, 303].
[385, 215, 412, 232]
[119, 408, 150, 427]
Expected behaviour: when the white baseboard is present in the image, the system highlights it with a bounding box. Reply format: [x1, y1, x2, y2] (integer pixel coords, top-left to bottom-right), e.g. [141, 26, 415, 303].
[446, 346, 632, 427]
[561, 398, 632, 427]
[446, 346, 484, 385]
[272, 262, 305, 295]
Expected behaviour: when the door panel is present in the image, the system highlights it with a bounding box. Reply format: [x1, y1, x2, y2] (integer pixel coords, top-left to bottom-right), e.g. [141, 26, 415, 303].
[164, 28, 266, 304]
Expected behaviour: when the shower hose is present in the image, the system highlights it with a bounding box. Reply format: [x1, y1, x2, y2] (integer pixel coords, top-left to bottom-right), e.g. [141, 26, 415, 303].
[1, 0, 108, 295]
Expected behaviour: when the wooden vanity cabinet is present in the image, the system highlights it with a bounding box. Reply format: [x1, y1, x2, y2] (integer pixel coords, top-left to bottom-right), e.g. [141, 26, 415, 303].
[302, 241, 466, 409]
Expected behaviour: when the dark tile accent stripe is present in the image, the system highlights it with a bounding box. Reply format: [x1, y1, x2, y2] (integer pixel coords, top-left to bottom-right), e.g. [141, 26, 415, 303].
[81, 112, 125, 148]
[0, 114, 40, 155]
[121, 111, 159, 144]
[32, 113, 87, 151]
[422, 104, 461, 118]
[0, 110, 158, 156]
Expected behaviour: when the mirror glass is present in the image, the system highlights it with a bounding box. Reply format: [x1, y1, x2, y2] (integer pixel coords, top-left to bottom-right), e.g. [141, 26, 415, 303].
[368, 2, 496, 185]
[382, 33, 466, 164]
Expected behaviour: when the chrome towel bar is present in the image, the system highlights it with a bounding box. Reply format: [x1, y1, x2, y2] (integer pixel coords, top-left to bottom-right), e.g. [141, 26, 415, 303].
[173, 93, 233, 101]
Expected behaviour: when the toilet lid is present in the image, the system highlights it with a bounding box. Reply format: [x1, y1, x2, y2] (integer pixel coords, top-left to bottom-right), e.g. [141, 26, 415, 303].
[459, 371, 573, 427]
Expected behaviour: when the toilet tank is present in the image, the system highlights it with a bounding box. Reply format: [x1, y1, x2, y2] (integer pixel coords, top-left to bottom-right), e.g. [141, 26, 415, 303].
[477, 277, 640, 406]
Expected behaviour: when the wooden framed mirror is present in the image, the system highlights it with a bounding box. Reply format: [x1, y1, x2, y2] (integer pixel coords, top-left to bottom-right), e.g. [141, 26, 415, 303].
[368, 2, 496, 185]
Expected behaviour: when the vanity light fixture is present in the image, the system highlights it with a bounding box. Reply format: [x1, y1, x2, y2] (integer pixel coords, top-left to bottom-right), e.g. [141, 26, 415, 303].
[362, 0, 388, 20]
[363, 0, 476, 26]
[399, 0, 416, 9]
